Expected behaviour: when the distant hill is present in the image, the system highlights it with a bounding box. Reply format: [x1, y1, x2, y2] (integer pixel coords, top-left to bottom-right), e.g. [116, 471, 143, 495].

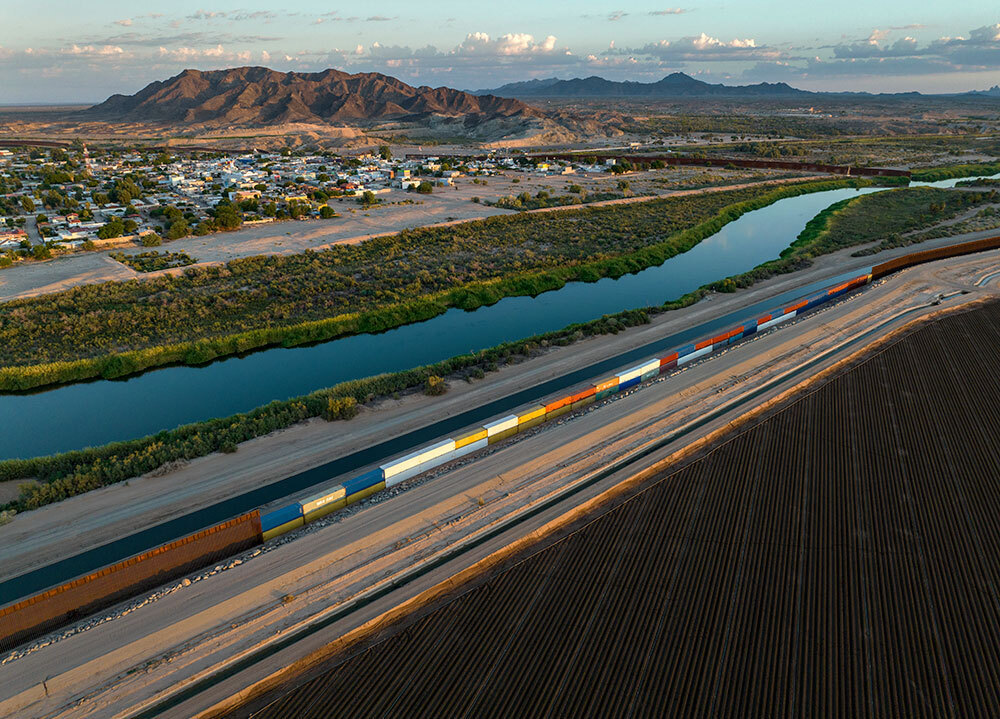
[968, 85, 1000, 98]
[83, 66, 541, 127]
[477, 72, 811, 99]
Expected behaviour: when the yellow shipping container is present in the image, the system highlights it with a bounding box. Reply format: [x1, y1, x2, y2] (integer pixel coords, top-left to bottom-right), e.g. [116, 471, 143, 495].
[262, 517, 304, 542]
[454, 427, 489, 449]
[517, 405, 546, 425]
[518, 415, 547, 432]
[304, 497, 347, 523]
[487, 426, 519, 445]
[346, 481, 386, 506]
[547, 404, 572, 420]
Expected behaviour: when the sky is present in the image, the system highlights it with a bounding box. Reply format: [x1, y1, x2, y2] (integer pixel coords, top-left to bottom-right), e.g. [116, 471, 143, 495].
[1, 1, 1000, 103]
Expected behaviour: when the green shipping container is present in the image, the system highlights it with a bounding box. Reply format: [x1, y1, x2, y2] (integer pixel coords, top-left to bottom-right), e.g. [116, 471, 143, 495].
[518, 415, 547, 433]
[547, 404, 573, 420]
[572, 395, 596, 410]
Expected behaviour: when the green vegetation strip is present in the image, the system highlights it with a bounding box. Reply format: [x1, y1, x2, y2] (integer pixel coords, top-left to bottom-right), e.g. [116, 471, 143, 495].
[0, 178, 873, 392]
[910, 161, 1000, 183]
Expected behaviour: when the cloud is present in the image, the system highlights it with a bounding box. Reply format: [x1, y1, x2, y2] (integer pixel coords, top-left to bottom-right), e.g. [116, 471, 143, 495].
[452, 32, 560, 56]
[649, 8, 686, 15]
[115, 19, 132, 27]
[608, 11, 627, 21]
[366, 16, 394, 22]
[62, 44, 126, 57]
[186, 9, 275, 21]
[830, 22, 1000, 68]
[624, 32, 773, 61]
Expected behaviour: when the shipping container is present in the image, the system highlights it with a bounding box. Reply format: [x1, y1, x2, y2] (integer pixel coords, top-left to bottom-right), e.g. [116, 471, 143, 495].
[300, 485, 347, 523]
[618, 376, 641, 391]
[741, 324, 758, 338]
[346, 481, 385, 504]
[516, 405, 547, 425]
[594, 377, 619, 393]
[569, 386, 597, 403]
[675, 343, 696, 358]
[454, 427, 488, 449]
[342, 468, 384, 496]
[784, 299, 808, 314]
[616, 364, 646, 384]
[756, 312, 795, 332]
[263, 516, 304, 541]
[451, 437, 488, 459]
[571, 395, 597, 410]
[488, 426, 519, 444]
[484, 414, 519, 437]
[518, 415, 547, 433]
[677, 345, 712, 366]
[659, 351, 679, 368]
[261, 503, 302, 534]
[547, 404, 573, 420]
[694, 338, 713, 351]
[381, 439, 456, 484]
[544, 395, 574, 413]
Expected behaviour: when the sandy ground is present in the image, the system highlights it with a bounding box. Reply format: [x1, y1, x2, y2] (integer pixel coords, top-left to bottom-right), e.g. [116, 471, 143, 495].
[3, 221, 1000, 582]
[2, 249, 998, 719]
[0, 170, 812, 303]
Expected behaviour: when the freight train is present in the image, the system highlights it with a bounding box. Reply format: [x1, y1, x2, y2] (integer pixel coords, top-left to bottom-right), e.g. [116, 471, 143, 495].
[4, 233, 1000, 653]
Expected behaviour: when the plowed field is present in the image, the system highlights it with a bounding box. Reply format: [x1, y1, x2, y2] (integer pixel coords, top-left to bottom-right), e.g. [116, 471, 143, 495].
[247, 299, 1000, 719]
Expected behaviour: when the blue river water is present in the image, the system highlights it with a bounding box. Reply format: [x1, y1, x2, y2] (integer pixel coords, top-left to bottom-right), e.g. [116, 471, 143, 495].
[0, 174, 993, 460]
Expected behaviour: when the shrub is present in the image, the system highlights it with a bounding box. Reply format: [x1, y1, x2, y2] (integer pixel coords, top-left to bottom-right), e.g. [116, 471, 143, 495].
[424, 375, 447, 396]
[141, 234, 162, 247]
[325, 396, 359, 421]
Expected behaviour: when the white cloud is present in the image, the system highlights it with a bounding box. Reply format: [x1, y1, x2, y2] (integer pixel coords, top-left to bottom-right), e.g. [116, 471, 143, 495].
[62, 44, 125, 56]
[453, 32, 559, 57]
[649, 8, 686, 15]
[115, 19, 133, 27]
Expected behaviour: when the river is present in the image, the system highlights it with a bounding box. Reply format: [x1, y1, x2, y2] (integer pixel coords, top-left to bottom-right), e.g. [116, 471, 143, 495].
[0, 175, 993, 460]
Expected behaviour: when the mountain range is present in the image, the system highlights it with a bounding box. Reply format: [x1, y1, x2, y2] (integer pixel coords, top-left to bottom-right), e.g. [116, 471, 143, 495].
[476, 72, 810, 98]
[82, 67, 540, 128]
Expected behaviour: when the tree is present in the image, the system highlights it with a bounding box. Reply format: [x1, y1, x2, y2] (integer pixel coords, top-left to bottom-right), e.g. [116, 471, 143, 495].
[166, 219, 189, 240]
[123, 219, 138, 234]
[141, 234, 162, 247]
[320, 205, 336, 219]
[416, 181, 433, 194]
[32, 243, 51, 260]
[212, 204, 242, 230]
[97, 217, 125, 239]
[358, 190, 376, 206]
[378, 145, 392, 161]
[20, 196, 35, 212]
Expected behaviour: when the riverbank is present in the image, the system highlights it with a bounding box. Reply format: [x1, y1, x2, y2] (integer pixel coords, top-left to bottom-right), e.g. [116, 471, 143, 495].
[0, 177, 871, 392]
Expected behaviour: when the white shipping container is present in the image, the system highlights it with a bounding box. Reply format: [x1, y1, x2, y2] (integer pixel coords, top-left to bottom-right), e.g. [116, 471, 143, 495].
[639, 359, 661, 375]
[381, 438, 456, 479]
[484, 414, 519, 436]
[756, 311, 796, 332]
[677, 345, 713, 366]
[383, 438, 489, 487]
[616, 364, 646, 383]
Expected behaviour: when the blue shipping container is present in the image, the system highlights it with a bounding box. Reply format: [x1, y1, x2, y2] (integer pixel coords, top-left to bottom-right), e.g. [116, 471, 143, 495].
[618, 377, 641, 391]
[261, 503, 303, 533]
[742, 324, 757, 338]
[343, 468, 384, 495]
[675, 343, 696, 358]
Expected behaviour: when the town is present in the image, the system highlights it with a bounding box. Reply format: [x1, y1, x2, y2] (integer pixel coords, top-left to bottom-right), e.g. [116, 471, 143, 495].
[0, 143, 630, 267]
